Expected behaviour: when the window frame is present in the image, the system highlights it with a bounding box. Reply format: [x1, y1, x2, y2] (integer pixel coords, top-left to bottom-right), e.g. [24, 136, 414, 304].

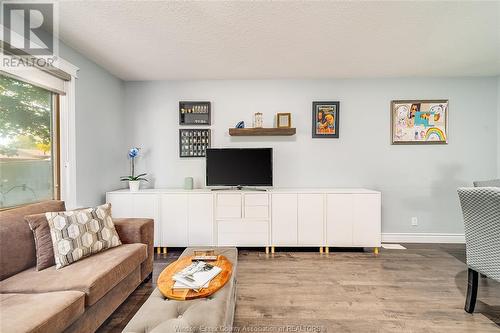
[0, 75, 62, 210]
[53, 94, 61, 201]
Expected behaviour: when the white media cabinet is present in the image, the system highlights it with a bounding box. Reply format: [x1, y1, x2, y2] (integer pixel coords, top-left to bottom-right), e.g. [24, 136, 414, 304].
[106, 188, 381, 254]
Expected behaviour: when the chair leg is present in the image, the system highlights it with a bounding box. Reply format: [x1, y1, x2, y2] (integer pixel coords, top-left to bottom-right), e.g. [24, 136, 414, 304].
[465, 268, 478, 313]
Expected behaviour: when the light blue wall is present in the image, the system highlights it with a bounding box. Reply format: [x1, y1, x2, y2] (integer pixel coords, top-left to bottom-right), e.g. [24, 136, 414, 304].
[54, 41, 499, 233]
[125, 77, 499, 234]
[59, 42, 127, 207]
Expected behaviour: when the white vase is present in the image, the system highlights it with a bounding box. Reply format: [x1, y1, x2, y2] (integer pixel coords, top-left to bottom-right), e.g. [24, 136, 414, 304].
[129, 180, 140, 192]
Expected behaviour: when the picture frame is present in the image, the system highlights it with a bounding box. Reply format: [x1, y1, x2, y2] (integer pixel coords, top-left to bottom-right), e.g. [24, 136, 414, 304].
[276, 113, 291, 128]
[391, 99, 448, 144]
[312, 101, 339, 138]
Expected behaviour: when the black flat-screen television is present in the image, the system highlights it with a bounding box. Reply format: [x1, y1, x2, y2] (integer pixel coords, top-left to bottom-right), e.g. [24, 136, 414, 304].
[206, 148, 273, 187]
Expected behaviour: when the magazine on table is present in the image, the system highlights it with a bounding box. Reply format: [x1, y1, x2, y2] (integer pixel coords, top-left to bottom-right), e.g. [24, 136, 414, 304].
[172, 261, 221, 291]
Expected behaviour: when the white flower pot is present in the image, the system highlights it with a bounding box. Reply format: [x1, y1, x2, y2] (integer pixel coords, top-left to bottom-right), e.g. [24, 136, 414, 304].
[129, 180, 140, 192]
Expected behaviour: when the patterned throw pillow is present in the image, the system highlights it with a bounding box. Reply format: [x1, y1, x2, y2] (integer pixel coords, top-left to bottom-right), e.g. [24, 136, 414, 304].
[45, 203, 122, 269]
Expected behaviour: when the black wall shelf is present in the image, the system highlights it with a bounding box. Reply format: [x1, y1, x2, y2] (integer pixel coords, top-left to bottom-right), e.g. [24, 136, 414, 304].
[179, 101, 211, 125]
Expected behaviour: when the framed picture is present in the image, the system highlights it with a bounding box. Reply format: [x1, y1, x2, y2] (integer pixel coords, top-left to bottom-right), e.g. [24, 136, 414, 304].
[391, 100, 448, 144]
[277, 113, 291, 128]
[179, 129, 210, 157]
[312, 101, 339, 138]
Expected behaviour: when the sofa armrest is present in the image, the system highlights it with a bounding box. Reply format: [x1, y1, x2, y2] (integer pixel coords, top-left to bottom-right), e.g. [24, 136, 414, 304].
[113, 218, 154, 280]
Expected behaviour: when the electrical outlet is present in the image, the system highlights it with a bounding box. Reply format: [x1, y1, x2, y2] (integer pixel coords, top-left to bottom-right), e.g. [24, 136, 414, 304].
[411, 217, 418, 226]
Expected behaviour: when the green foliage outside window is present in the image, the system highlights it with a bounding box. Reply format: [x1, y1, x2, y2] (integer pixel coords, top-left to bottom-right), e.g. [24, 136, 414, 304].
[0, 75, 52, 156]
[0, 74, 55, 207]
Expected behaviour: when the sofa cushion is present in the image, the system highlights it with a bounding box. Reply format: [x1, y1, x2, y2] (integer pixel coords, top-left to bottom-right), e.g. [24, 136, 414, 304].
[25, 213, 56, 271]
[0, 243, 147, 306]
[0, 291, 85, 333]
[0, 200, 66, 280]
[123, 247, 238, 333]
[46, 203, 122, 269]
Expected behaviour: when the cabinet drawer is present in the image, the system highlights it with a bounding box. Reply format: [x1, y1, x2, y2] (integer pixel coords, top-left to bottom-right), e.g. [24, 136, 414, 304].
[244, 205, 269, 218]
[217, 220, 268, 246]
[218, 220, 268, 233]
[217, 194, 241, 206]
[216, 205, 241, 219]
[218, 233, 268, 246]
[244, 193, 268, 206]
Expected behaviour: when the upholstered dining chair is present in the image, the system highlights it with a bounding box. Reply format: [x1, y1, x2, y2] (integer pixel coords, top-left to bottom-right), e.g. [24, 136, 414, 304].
[457, 187, 500, 313]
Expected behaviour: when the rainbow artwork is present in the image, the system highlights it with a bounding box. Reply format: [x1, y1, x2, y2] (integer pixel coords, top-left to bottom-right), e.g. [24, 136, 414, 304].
[425, 127, 446, 141]
[392, 100, 448, 144]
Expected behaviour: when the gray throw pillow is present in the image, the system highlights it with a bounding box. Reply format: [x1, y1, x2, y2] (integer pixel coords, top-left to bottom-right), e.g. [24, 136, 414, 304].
[45, 203, 122, 269]
[25, 213, 56, 271]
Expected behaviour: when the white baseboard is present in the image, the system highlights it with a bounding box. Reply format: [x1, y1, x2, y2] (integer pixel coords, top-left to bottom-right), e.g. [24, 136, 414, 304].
[382, 233, 465, 244]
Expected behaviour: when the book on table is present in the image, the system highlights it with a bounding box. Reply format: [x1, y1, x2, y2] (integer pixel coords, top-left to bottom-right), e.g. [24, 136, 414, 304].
[172, 261, 222, 291]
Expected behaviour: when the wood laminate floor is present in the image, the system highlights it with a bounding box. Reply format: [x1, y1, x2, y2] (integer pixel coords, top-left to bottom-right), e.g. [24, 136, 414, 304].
[98, 244, 500, 332]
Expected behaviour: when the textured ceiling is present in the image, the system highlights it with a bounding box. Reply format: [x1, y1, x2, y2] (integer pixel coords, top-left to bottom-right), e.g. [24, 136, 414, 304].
[58, 1, 500, 80]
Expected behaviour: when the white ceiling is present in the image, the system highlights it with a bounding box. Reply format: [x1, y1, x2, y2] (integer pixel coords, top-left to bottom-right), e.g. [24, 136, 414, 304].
[58, 1, 500, 81]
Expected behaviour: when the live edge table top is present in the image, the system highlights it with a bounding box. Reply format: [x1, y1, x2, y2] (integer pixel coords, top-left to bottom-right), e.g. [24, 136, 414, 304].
[157, 255, 233, 301]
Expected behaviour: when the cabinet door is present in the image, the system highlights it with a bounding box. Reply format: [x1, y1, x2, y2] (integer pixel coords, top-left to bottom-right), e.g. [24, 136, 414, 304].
[108, 194, 133, 217]
[132, 194, 160, 247]
[188, 194, 214, 246]
[326, 194, 353, 246]
[352, 194, 381, 247]
[271, 194, 297, 245]
[216, 194, 242, 219]
[160, 194, 188, 247]
[133, 194, 158, 218]
[298, 194, 324, 245]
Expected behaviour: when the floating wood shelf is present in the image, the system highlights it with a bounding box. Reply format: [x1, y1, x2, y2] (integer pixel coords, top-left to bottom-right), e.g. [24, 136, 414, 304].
[229, 128, 296, 136]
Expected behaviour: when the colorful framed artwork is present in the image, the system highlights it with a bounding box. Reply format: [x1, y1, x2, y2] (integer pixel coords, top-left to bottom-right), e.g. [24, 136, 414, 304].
[391, 100, 448, 144]
[312, 101, 339, 138]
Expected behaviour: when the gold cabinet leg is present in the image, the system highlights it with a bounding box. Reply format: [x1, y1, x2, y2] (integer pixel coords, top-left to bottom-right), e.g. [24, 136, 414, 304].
[163, 247, 168, 255]
[156, 247, 161, 254]
[374, 247, 379, 255]
[319, 247, 323, 254]
[325, 247, 329, 254]
[271, 246, 275, 254]
[265, 246, 269, 254]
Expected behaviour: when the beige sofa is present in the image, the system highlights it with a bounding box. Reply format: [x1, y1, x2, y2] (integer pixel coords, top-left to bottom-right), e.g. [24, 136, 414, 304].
[0, 200, 154, 333]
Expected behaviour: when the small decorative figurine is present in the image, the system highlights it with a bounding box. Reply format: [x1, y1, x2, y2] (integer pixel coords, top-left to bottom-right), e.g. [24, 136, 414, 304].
[253, 112, 263, 128]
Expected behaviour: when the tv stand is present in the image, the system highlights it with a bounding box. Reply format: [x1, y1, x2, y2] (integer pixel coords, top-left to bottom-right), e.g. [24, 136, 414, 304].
[211, 186, 267, 192]
[106, 188, 381, 254]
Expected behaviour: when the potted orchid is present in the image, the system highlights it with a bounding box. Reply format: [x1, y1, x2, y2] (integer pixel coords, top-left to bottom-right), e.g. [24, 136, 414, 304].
[120, 147, 148, 192]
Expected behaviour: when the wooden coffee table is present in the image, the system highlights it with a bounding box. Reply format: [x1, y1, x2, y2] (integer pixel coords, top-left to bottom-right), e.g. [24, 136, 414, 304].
[157, 255, 233, 301]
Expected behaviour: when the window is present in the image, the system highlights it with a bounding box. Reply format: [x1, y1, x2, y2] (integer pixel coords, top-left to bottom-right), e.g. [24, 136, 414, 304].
[0, 74, 59, 208]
